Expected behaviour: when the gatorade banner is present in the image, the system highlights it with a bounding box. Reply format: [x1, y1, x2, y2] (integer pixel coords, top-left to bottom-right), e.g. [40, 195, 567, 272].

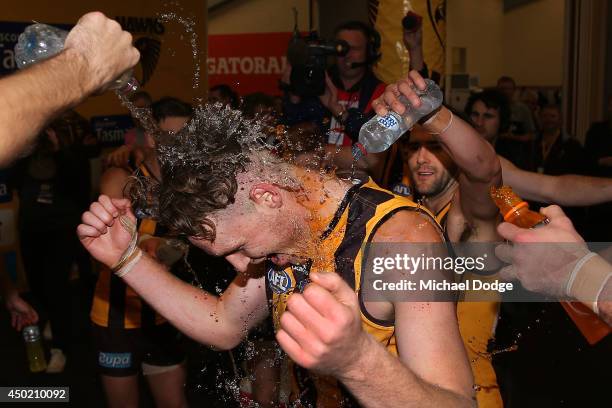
[208, 32, 290, 96]
[371, 0, 446, 85]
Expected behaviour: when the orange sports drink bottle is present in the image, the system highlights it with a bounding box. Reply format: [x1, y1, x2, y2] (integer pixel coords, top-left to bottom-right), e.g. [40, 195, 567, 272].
[490, 185, 610, 344]
[490, 185, 549, 228]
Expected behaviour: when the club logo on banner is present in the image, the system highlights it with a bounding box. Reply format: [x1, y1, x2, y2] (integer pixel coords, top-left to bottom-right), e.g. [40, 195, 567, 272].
[208, 32, 290, 96]
[115, 16, 165, 87]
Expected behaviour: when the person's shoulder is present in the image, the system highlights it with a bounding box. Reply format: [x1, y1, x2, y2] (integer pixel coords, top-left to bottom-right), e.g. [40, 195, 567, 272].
[372, 208, 442, 243]
[100, 166, 131, 188]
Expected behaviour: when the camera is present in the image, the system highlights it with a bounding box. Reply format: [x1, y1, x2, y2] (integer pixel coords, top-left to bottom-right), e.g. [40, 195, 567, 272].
[286, 31, 349, 97]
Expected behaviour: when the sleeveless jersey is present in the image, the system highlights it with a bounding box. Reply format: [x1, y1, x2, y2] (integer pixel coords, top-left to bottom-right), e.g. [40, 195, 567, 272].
[90, 165, 166, 329]
[266, 178, 440, 407]
[435, 201, 503, 408]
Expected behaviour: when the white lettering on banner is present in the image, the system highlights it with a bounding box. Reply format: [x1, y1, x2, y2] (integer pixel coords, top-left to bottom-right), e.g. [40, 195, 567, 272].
[217, 58, 228, 75]
[207, 56, 287, 76]
[240, 57, 253, 74]
[228, 57, 240, 74]
[207, 58, 216, 75]
[95, 129, 125, 144]
[2, 49, 14, 70]
[0, 33, 18, 42]
[253, 57, 265, 74]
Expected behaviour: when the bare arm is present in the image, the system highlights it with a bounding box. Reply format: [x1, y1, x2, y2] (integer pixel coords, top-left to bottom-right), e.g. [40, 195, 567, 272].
[427, 107, 501, 223]
[372, 71, 502, 222]
[0, 262, 39, 331]
[0, 12, 138, 167]
[500, 156, 612, 206]
[277, 211, 474, 407]
[323, 145, 387, 182]
[79, 192, 268, 349]
[122, 258, 269, 349]
[342, 211, 474, 407]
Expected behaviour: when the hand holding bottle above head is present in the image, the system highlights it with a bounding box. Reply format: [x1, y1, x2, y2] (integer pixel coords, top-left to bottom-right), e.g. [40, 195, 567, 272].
[64, 12, 140, 94]
[371, 70, 431, 117]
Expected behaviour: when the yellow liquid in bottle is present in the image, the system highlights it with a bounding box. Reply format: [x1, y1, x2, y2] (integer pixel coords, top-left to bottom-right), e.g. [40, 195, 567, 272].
[26, 341, 47, 373]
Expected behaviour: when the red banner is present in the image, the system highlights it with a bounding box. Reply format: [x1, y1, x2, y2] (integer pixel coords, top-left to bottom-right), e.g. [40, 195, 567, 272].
[207, 32, 291, 96]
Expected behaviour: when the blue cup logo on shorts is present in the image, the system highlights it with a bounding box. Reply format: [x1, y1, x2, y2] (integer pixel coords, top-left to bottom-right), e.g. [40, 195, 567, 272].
[267, 268, 294, 294]
[377, 114, 400, 131]
[98, 352, 132, 369]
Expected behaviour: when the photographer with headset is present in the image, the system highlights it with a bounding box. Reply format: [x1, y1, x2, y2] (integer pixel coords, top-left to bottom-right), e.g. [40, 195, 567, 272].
[281, 21, 386, 149]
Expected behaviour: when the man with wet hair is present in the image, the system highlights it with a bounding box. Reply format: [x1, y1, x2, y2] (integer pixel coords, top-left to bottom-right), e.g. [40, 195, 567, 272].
[0, 12, 139, 167]
[79, 102, 475, 406]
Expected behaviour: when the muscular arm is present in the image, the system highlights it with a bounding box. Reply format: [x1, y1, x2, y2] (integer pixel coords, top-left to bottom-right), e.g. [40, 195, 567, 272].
[500, 156, 612, 206]
[0, 50, 91, 166]
[342, 211, 474, 407]
[0, 12, 139, 167]
[94, 170, 269, 349]
[122, 259, 268, 349]
[426, 107, 502, 223]
[323, 145, 387, 182]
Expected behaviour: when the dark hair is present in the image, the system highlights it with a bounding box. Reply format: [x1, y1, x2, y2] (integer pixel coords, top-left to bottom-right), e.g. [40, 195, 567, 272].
[209, 84, 240, 109]
[497, 76, 516, 87]
[465, 90, 511, 134]
[151, 97, 193, 123]
[242, 92, 276, 119]
[129, 104, 269, 240]
[333, 21, 381, 63]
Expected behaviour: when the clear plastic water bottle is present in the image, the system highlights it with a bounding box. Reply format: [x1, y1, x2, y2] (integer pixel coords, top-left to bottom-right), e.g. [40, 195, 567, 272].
[23, 325, 47, 373]
[14, 23, 138, 94]
[353, 79, 443, 160]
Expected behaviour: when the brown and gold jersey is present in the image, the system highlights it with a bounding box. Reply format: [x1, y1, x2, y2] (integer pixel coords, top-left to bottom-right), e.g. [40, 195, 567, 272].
[266, 178, 439, 407]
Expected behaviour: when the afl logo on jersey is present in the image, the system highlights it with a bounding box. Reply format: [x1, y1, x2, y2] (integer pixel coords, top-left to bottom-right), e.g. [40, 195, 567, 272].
[391, 182, 412, 197]
[267, 268, 294, 294]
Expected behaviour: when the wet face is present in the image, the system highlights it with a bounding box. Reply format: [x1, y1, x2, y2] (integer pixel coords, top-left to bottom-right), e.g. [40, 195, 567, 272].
[188, 182, 307, 273]
[403, 127, 456, 197]
[539, 107, 561, 133]
[469, 100, 501, 143]
[336, 29, 368, 81]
